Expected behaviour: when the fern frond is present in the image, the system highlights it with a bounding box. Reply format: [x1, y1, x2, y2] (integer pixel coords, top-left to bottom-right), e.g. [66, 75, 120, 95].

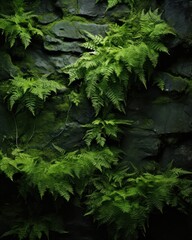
[5, 75, 65, 115]
[0, 9, 43, 48]
[63, 9, 174, 115]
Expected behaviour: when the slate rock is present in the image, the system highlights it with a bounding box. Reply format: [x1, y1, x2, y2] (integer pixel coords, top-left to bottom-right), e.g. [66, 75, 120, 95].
[22, 49, 55, 75]
[148, 99, 192, 134]
[77, 0, 106, 17]
[44, 35, 83, 53]
[50, 20, 108, 39]
[122, 128, 161, 166]
[154, 72, 189, 92]
[38, 13, 59, 24]
[49, 54, 78, 72]
[123, 88, 192, 166]
[169, 58, 192, 78]
[55, 0, 106, 17]
[161, 140, 192, 169]
[163, 0, 192, 39]
[55, 0, 78, 15]
[0, 51, 20, 79]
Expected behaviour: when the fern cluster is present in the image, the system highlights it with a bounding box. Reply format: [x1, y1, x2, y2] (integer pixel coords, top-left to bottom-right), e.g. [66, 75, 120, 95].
[0, 4, 43, 48]
[63, 10, 174, 115]
[83, 118, 132, 147]
[0, 148, 117, 201]
[85, 167, 192, 239]
[4, 75, 64, 115]
[1, 218, 58, 240]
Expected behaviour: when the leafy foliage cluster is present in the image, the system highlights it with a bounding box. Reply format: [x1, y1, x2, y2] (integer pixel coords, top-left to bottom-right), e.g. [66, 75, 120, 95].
[0, 1, 192, 240]
[83, 117, 132, 146]
[86, 167, 192, 239]
[0, 0, 43, 48]
[3, 75, 65, 115]
[0, 148, 117, 201]
[64, 10, 174, 115]
[1, 147, 192, 239]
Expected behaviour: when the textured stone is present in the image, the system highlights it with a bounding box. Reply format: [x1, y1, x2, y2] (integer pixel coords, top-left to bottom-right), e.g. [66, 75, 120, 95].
[55, 0, 106, 16]
[169, 58, 192, 78]
[0, 51, 20, 79]
[78, 0, 106, 17]
[50, 20, 108, 39]
[55, 0, 78, 14]
[154, 72, 189, 92]
[161, 140, 192, 169]
[22, 49, 55, 75]
[122, 128, 161, 166]
[0, 104, 14, 151]
[49, 54, 78, 72]
[163, 0, 192, 39]
[38, 13, 59, 24]
[122, 89, 192, 166]
[44, 35, 83, 53]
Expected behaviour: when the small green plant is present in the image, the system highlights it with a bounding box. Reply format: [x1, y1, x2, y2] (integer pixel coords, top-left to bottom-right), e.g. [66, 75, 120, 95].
[83, 118, 132, 147]
[4, 75, 65, 115]
[63, 10, 174, 115]
[1, 219, 50, 240]
[96, 0, 135, 10]
[85, 167, 192, 239]
[0, 3, 43, 48]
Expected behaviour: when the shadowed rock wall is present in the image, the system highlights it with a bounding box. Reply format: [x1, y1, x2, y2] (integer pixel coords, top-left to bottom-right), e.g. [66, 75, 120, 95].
[1, 1, 192, 239]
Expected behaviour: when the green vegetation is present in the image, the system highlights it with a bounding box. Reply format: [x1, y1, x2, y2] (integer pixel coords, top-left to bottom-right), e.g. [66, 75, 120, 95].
[63, 10, 174, 114]
[0, 0, 43, 48]
[0, 1, 192, 240]
[4, 75, 64, 115]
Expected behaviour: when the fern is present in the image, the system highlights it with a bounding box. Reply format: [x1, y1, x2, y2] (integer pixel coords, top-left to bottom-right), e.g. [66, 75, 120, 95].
[0, 148, 117, 200]
[5, 75, 65, 115]
[0, 7, 43, 48]
[1, 214, 66, 240]
[63, 10, 174, 115]
[83, 118, 132, 147]
[85, 167, 192, 239]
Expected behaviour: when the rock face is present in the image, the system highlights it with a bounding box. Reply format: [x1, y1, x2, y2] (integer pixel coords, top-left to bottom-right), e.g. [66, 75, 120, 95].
[1, 1, 192, 239]
[123, 88, 192, 169]
[1, 0, 192, 170]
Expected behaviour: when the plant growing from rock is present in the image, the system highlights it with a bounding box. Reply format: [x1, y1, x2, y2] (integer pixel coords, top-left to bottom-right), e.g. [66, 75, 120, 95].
[83, 118, 132, 147]
[0, 0, 43, 48]
[4, 75, 65, 115]
[85, 167, 192, 239]
[63, 10, 174, 115]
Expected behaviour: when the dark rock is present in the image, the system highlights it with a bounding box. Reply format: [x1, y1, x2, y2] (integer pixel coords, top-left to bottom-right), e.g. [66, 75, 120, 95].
[149, 99, 192, 134]
[56, 0, 106, 17]
[123, 89, 192, 166]
[163, 0, 192, 39]
[0, 104, 14, 151]
[20, 49, 55, 75]
[55, 0, 78, 15]
[38, 13, 59, 24]
[77, 0, 106, 17]
[154, 72, 189, 92]
[161, 140, 192, 169]
[49, 54, 78, 72]
[122, 128, 161, 166]
[44, 35, 83, 53]
[50, 20, 108, 39]
[0, 51, 20, 79]
[169, 58, 192, 78]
